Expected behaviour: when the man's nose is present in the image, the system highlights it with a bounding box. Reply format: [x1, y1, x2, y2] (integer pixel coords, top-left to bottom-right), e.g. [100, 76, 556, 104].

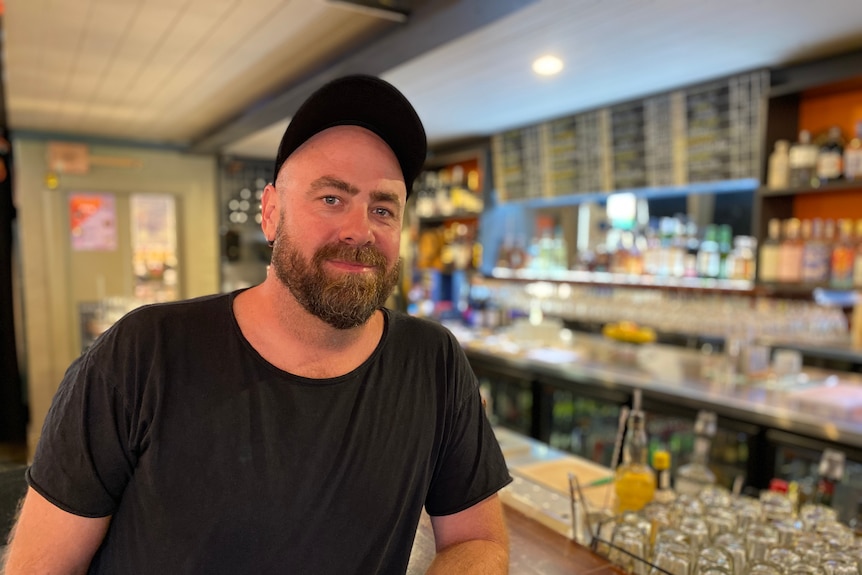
[339, 206, 374, 245]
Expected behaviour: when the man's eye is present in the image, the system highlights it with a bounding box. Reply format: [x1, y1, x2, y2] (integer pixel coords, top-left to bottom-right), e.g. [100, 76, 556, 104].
[373, 207, 394, 217]
[322, 196, 339, 205]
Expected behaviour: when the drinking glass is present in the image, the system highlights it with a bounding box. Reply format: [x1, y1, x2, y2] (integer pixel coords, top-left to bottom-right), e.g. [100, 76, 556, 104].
[655, 527, 692, 550]
[766, 546, 802, 571]
[713, 538, 747, 575]
[651, 541, 693, 575]
[819, 558, 857, 575]
[643, 501, 674, 535]
[694, 546, 734, 575]
[730, 495, 763, 532]
[679, 516, 710, 552]
[795, 533, 830, 566]
[799, 503, 838, 531]
[748, 561, 784, 575]
[787, 564, 826, 575]
[759, 491, 793, 522]
[619, 510, 653, 540]
[672, 493, 705, 518]
[816, 522, 854, 549]
[697, 485, 732, 509]
[610, 523, 649, 575]
[704, 508, 737, 540]
[745, 523, 780, 563]
[772, 517, 801, 546]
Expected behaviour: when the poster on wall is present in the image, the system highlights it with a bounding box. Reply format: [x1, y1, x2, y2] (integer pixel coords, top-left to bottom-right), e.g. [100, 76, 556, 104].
[130, 193, 179, 302]
[69, 193, 117, 251]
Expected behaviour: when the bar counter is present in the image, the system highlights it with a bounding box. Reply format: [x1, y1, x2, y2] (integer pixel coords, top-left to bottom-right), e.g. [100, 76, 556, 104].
[448, 322, 862, 461]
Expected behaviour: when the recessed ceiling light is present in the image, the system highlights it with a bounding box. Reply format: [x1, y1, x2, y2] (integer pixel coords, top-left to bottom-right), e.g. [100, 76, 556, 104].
[532, 55, 564, 76]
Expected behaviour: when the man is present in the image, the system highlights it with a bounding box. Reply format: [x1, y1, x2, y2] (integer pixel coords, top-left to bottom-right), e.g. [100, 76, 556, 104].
[4, 75, 511, 574]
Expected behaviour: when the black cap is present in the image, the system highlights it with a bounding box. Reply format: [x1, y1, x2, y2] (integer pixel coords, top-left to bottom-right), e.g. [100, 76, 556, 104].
[272, 74, 427, 196]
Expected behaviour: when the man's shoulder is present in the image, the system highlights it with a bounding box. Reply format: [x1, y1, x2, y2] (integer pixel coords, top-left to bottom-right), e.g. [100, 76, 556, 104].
[385, 309, 455, 340]
[88, 292, 235, 354]
[382, 309, 467, 361]
[120, 292, 232, 327]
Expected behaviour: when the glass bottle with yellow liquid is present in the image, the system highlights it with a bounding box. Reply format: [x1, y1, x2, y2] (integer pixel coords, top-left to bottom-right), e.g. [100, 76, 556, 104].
[614, 410, 656, 513]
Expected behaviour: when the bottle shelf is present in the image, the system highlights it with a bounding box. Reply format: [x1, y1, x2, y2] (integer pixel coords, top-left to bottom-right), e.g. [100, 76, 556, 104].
[759, 179, 862, 197]
[416, 212, 481, 225]
[490, 267, 754, 292]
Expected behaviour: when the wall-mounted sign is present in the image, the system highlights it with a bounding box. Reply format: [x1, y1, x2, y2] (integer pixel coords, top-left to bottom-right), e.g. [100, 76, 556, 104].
[69, 193, 117, 251]
[130, 193, 179, 302]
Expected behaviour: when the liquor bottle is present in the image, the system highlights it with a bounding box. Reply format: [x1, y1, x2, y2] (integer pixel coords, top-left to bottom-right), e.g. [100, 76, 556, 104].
[848, 499, 862, 537]
[614, 409, 656, 513]
[651, 449, 676, 505]
[777, 218, 803, 283]
[696, 224, 721, 279]
[759, 218, 782, 283]
[788, 130, 818, 189]
[670, 219, 687, 278]
[657, 217, 675, 277]
[801, 218, 830, 284]
[728, 236, 757, 281]
[674, 411, 717, 496]
[717, 225, 733, 279]
[767, 139, 790, 190]
[684, 221, 700, 278]
[830, 219, 855, 289]
[816, 126, 844, 184]
[845, 121, 862, 181]
[813, 449, 845, 508]
[854, 220, 862, 288]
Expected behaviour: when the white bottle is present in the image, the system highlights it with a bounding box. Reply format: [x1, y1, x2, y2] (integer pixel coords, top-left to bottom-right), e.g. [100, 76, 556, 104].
[759, 218, 781, 283]
[788, 130, 818, 189]
[845, 121, 862, 181]
[768, 140, 790, 190]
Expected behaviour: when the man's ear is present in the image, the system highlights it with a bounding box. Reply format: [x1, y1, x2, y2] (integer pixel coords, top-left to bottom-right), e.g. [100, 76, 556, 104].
[260, 183, 279, 244]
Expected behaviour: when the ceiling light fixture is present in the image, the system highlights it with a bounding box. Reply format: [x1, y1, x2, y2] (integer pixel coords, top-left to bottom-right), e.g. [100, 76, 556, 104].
[532, 55, 564, 76]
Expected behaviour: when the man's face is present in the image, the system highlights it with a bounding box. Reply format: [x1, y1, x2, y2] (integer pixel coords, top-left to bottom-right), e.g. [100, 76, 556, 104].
[271, 212, 402, 329]
[263, 126, 407, 329]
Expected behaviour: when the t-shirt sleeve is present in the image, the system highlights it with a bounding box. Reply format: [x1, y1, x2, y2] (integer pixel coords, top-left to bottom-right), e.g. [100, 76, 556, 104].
[27, 334, 137, 518]
[424, 342, 512, 517]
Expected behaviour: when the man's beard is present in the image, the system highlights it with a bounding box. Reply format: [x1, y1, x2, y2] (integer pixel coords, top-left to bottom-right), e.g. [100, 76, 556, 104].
[271, 232, 401, 330]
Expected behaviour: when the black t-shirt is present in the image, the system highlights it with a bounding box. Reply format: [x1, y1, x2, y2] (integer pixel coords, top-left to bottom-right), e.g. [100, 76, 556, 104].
[28, 291, 511, 574]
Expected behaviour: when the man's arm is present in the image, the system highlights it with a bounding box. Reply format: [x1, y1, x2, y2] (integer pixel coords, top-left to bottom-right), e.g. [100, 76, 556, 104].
[3, 487, 111, 575]
[427, 493, 509, 574]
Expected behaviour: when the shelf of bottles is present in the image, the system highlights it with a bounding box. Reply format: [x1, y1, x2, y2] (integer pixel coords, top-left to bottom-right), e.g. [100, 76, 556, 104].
[492, 212, 757, 292]
[491, 70, 767, 204]
[767, 122, 862, 194]
[758, 121, 862, 293]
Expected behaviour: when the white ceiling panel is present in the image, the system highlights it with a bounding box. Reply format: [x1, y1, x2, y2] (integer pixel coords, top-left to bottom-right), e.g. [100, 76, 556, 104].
[382, 0, 862, 146]
[6, 0, 862, 158]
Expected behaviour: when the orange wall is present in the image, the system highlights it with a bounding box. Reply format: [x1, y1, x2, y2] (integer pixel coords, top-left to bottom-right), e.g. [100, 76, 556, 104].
[794, 188, 862, 221]
[793, 81, 862, 221]
[798, 82, 862, 142]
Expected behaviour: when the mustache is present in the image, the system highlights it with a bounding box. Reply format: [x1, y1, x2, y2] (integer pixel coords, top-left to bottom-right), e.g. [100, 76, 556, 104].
[313, 243, 388, 267]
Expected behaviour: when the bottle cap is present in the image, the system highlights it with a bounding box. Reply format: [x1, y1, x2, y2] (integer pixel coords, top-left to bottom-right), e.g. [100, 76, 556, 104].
[653, 450, 671, 471]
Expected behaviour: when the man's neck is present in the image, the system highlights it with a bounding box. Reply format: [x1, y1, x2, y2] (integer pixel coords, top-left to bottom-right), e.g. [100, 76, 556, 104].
[232, 279, 384, 378]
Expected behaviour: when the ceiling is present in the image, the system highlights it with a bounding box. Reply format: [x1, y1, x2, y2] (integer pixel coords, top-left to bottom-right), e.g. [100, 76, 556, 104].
[7, 0, 862, 162]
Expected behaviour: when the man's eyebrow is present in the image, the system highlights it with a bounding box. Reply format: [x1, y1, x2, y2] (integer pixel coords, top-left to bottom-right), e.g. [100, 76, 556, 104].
[370, 190, 402, 208]
[309, 176, 359, 196]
